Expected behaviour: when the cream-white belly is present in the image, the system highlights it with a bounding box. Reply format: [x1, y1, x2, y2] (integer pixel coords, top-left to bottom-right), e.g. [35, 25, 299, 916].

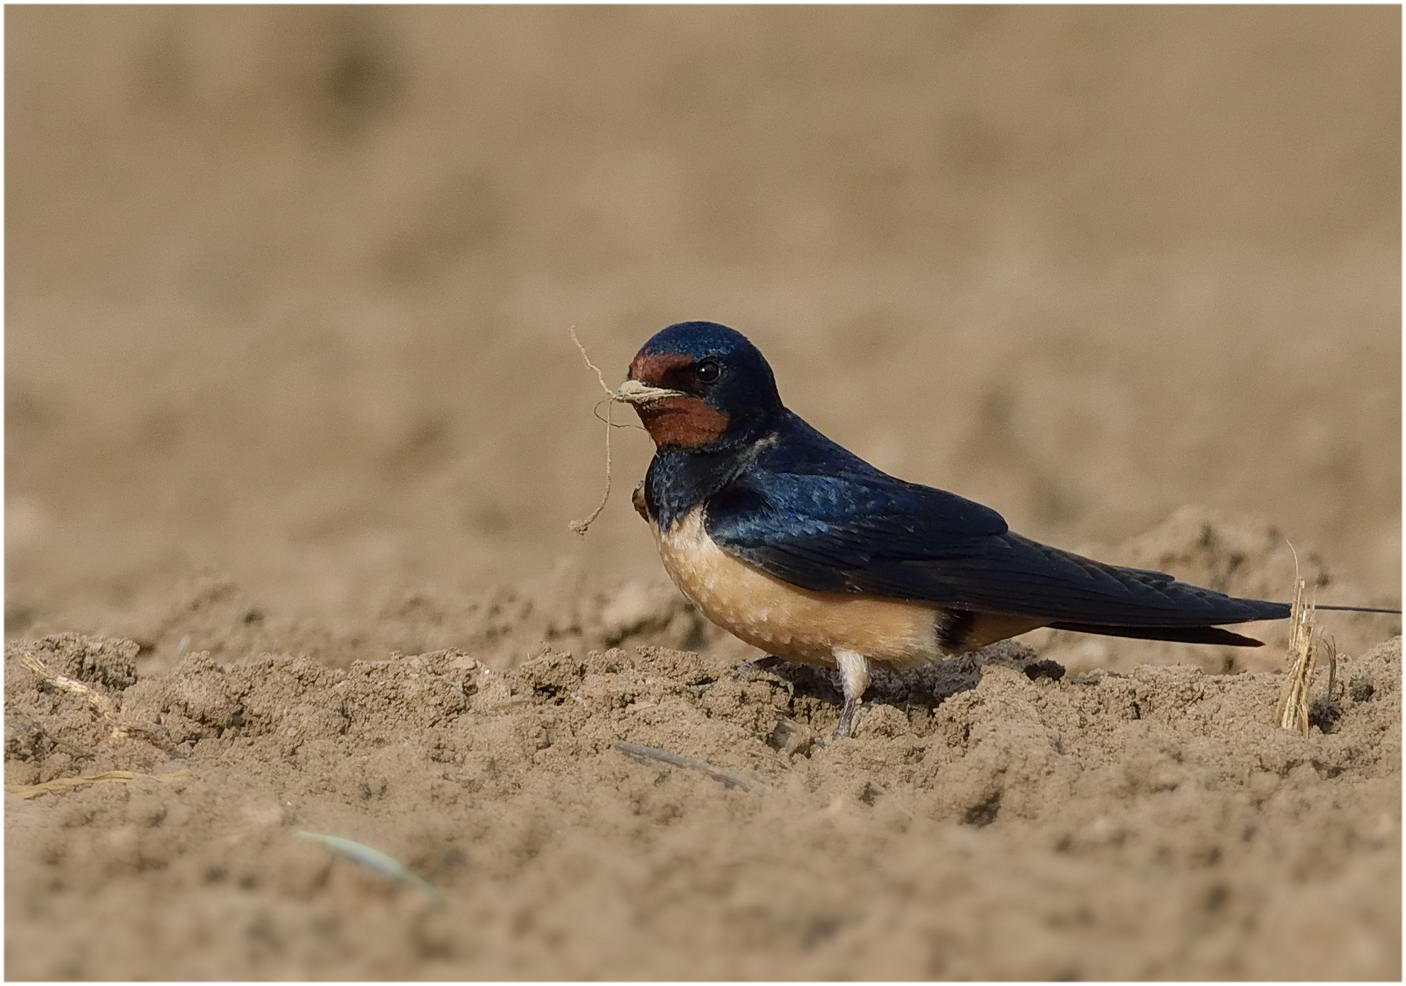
[654, 508, 946, 668]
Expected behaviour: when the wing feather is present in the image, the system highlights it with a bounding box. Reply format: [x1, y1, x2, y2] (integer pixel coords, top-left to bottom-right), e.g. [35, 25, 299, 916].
[705, 472, 1288, 628]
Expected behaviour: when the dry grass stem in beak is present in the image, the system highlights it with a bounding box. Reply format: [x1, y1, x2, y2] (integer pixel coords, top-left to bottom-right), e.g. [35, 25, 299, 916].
[613, 379, 686, 405]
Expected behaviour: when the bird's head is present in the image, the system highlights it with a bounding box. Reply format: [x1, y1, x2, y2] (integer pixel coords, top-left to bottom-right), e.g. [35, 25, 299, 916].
[615, 321, 783, 451]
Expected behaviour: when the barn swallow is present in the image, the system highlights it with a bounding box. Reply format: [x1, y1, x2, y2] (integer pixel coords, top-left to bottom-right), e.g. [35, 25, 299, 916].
[616, 320, 1399, 738]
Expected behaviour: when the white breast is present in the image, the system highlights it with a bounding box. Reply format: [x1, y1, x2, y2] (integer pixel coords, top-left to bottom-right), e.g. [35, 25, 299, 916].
[654, 507, 944, 668]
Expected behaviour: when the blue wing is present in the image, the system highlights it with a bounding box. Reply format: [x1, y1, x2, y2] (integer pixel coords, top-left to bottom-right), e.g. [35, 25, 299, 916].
[704, 417, 1287, 630]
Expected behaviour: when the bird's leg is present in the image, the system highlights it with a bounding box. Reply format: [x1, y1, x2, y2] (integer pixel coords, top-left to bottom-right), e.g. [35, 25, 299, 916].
[733, 654, 785, 680]
[832, 648, 872, 739]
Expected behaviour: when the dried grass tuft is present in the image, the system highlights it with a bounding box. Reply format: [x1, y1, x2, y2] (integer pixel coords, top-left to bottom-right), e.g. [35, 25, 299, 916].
[1277, 544, 1327, 735]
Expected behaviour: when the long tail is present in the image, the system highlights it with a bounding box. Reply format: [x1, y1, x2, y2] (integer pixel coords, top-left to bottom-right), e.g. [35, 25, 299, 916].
[893, 531, 1400, 648]
[1051, 601, 1399, 648]
[1046, 622, 1271, 646]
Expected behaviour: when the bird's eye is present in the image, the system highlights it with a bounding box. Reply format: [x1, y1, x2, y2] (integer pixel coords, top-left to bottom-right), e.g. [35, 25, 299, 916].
[694, 359, 722, 384]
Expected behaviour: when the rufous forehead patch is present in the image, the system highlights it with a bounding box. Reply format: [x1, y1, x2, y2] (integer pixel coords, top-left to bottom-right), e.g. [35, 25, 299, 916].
[628, 351, 693, 385]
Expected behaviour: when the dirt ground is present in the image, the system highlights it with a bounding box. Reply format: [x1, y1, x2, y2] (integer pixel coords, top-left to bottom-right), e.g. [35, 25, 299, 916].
[6, 6, 1401, 980]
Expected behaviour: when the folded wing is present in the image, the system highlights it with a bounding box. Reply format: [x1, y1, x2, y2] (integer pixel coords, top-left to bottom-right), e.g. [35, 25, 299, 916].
[705, 471, 1289, 630]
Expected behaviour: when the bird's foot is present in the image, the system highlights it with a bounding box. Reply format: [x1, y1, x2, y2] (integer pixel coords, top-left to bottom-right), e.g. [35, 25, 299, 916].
[831, 648, 871, 740]
[832, 696, 863, 740]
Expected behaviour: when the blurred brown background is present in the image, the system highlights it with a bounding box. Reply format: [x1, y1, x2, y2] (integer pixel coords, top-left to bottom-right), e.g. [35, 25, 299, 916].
[6, 7, 1403, 982]
[7, 4, 1400, 652]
